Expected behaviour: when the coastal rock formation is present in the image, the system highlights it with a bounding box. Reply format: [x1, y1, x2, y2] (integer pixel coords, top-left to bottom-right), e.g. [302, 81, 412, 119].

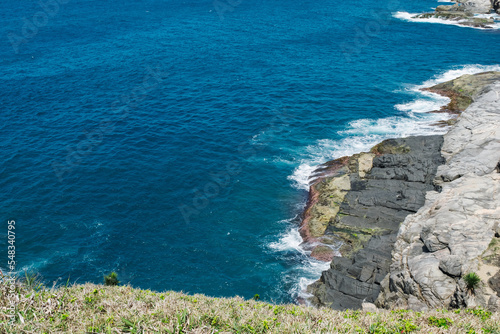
[305, 72, 500, 311]
[413, 0, 496, 29]
[305, 136, 445, 309]
[376, 81, 500, 311]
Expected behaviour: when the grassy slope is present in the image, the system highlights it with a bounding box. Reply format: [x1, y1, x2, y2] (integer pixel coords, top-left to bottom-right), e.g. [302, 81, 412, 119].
[1, 281, 499, 333]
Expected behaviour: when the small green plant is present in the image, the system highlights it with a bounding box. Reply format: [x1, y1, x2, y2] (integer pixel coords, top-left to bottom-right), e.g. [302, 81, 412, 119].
[343, 310, 361, 320]
[253, 294, 260, 301]
[463, 272, 481, 291]
[173, 309, 190, 333]
[23, 270, 44, 291]
[465, 307, 492, 321]
[397, 320, 418, 333]
[482, 324, 500, 334]
[103, 272, 120, 286]
[179, 295, 198, 303]
[121, 317, 139, 333]
[368, 322, 389, 334]
[428, 316, 453, 329]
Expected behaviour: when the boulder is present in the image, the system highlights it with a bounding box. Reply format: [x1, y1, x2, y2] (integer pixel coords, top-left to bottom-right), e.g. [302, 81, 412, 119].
[414, 11, 494, 28]
[488, 271, 500, 297]
[421, 226, 449, 252]
[361, 302, 378, 312]
[412, 0, 494, 27]
[459, 17, 495, 28]
[439, 255, 463, 277]
[456, 0, 493, 13]
[436, 80, 500, 184]
[436, 5, 454, 11]
[488, 295, 500, 311]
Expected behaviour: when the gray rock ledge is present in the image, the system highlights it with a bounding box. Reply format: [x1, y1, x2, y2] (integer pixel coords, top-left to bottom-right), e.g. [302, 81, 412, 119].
[376, 81, 500, 311]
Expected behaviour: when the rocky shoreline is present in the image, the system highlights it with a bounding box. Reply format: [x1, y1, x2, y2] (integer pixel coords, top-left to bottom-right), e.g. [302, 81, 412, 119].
[303, 72, 500, 311]
[411, 0, 499, 29]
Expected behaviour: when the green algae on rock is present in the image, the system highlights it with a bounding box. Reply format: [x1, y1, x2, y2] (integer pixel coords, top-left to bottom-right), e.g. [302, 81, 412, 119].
[424, 71, 500, 113]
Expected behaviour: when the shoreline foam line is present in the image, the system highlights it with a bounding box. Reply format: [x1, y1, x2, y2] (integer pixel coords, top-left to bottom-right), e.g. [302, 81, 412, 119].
[393, 11, 500, 30]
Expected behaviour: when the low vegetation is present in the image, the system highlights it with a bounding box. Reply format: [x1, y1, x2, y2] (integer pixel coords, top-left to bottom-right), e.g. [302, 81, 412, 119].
[464, 272, 482, 291]
[0, 274, 499, 333]
[104, 272, 120, 287]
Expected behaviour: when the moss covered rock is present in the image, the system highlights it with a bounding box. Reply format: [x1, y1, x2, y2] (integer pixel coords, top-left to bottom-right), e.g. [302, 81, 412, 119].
[424, 71, 500, 113]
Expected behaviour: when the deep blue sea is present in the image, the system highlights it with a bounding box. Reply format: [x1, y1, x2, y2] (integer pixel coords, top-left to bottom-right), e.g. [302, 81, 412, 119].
[0, 0, 499, 304]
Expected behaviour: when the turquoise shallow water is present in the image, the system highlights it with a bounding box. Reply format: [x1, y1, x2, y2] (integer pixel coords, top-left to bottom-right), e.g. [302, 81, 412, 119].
[0, 0, 499, 303]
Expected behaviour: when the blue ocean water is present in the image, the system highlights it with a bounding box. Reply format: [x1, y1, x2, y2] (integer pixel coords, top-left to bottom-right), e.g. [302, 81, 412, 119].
[0, 0, 499, 303]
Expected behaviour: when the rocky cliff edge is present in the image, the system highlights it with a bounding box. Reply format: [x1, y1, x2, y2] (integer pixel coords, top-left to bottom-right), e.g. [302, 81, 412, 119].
[376, 80, 500, 311]
[306, 72, 500, 311]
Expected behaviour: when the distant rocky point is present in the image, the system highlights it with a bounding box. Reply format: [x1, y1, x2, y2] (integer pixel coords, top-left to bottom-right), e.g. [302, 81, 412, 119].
[304, 72, 500, 311]
[412, 0, 499, 29]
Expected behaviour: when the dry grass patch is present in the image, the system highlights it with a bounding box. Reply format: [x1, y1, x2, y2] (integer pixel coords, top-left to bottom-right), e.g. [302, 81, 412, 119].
[0, 279, 499, 333]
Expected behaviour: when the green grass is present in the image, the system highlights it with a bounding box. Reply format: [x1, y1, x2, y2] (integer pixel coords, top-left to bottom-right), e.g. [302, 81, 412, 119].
[0, 277, 499, 333]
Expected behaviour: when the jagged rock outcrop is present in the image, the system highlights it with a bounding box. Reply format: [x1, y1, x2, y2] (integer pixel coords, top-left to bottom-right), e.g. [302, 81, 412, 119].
[376, 81, 500, 311]
[305, 136, 445, 309]
[494, 0, 500, 14]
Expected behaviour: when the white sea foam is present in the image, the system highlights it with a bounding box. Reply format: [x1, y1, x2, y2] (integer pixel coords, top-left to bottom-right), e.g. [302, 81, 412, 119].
[269, 225, 331, 303]
[268, 226, 305, 253]
[393, 11, 500, 30]
[287, 163, 318, 190]
[394, 92, 450, 113]
[419, 64, 500, 87]
[294, 260, 331, 304]
[395, 64, 500, 113]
